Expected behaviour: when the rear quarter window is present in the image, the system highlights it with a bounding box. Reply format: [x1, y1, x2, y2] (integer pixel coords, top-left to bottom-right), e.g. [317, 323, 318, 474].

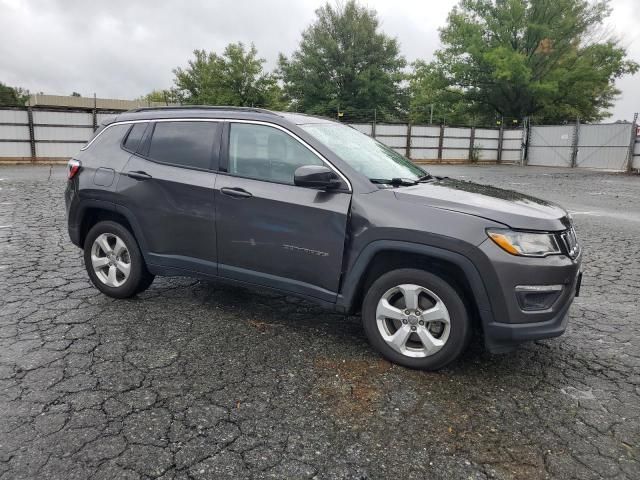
[122, 123, 148, 153]
[146, 121, 220, 170]
[77, 124, 131, 167]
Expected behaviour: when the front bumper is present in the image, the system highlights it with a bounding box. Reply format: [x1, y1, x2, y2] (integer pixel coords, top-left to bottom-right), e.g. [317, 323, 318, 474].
[478, 238, 582, 353]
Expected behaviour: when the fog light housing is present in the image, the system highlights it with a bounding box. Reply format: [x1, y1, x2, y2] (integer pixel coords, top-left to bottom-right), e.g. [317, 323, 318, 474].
[515, 285, 563, 311]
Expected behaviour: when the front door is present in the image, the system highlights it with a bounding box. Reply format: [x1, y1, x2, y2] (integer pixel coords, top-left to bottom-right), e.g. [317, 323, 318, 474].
[117, 120, 222, 274]
[215, 122, 351, 302]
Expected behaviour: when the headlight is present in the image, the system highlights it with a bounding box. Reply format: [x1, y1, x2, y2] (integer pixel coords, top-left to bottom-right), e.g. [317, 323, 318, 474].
[487, 228, 561, 257]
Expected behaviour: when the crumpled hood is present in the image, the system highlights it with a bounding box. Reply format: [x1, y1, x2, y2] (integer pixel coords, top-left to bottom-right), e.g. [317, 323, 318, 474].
[394, 178, 570, 231]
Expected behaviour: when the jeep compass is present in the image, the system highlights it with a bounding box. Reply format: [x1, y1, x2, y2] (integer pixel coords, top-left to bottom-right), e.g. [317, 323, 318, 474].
[65, 107, 582, 370]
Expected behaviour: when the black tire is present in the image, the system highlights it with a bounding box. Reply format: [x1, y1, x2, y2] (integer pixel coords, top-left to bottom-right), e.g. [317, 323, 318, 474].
[83, 220, 154, 298]
[362, 268, 471, 370]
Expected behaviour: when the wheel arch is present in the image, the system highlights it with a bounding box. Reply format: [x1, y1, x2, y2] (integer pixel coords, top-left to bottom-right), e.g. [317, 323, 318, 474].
[337, 241, 495, 331]
[73, 200, 149, 257]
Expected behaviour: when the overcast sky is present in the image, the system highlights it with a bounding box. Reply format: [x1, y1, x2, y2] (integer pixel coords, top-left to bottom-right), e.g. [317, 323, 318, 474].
[1, 0, 638, 120]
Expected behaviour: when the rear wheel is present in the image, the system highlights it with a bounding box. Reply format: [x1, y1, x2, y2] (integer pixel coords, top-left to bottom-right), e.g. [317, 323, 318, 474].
[362, 268, 471, 370]
[83, 221, 154, 298]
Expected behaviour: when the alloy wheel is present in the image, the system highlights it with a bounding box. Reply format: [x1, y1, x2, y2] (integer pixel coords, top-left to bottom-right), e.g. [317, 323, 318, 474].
[375, 283, 451, 358]
[90, 233, 131, 287]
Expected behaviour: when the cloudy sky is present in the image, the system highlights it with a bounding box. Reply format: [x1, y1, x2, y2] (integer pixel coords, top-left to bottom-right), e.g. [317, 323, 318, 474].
[1, 0, 638, 120]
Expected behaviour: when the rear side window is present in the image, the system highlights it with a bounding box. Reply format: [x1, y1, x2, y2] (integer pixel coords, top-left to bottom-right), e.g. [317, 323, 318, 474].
[147, 121, 219, 170]
[123, 123, 147, 152]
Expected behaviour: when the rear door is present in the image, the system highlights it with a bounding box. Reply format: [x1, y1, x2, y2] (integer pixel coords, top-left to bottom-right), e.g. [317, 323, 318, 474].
[215, 121, 352, 302]
[117, 120, 222, 274]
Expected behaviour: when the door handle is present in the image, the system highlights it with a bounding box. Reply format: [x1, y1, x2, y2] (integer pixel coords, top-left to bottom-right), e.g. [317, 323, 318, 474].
[126, 170, 152, 180]
[220, 187, 253, 199]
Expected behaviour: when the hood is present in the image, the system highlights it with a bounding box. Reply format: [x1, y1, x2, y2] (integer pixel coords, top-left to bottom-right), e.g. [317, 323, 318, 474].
[394, 178, 570, 231]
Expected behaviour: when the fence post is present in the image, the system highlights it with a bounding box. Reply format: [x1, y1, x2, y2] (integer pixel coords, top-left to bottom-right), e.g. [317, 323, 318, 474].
[570, 117, 580, 168]
[406, 123, 412, 159]
[92, 93, 98, 132]
[437, 124, 445, 162]
[497, 124, 504, 164]
[468, 126, 476, 162]
[522, 117, 530, 166]
[27, 105, 36, 162]
[627, 112, 638, 173]
[372, 108, 377, 139]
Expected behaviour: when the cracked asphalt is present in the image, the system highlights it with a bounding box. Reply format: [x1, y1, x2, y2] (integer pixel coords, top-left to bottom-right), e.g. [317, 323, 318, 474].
[0, 164, 638, 479]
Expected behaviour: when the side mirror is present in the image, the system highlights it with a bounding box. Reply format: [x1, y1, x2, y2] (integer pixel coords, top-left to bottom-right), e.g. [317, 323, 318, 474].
[294, 165, 341, 190]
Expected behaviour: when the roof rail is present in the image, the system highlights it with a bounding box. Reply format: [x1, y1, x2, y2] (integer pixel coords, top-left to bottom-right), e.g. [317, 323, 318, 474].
[127, 105, 277, 115]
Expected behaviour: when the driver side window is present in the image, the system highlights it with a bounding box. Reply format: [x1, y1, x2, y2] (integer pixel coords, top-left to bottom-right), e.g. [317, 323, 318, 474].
[228, 123, 322, 184]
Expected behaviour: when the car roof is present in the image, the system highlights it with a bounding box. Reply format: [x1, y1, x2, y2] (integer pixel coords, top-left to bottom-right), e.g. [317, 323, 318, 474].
[110, 106, 336, 126]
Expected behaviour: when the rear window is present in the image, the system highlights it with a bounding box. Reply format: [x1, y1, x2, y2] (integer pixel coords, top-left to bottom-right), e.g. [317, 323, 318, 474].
[122, 123, 147, 152]
[147, 121, 220, 170]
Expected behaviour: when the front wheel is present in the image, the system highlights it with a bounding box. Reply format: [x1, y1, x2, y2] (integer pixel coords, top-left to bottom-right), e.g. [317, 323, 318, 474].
[362, 268, 471, 370]
[83, 221, 154, 298]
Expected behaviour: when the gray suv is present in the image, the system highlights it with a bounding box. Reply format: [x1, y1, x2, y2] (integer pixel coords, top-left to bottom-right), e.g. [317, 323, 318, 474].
[65, 107, 582, 370]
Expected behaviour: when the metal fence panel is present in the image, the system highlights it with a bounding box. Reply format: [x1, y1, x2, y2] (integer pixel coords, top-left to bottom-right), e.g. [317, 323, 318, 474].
[34, 126, 93, 142]
[33, 110, 92, 125]
[501, 149, 522, 163]
[0, 109, 28, 123]
[474, 138, 499, 149]
[411, 126, 440, 136]
[444, 127, 469, 137]
[377, 136, 406, 148]
[443, 137, 470, 149]
[475, 128, 500, 139]
[477, 148, 498, 161]
[442, 149, 469, 159]
[575, 124, 632, 170]
[36, 143, 82, 158]
[376, 124, 408, 135]
[528, 125, 574, 167]
[410, 148, 438, 160]
[503, 129, 523, 139]
[0, 125, 30, 140]
[411, 136, 439, 148]
[0, 142, 31, 157]
[350, 123, 372, 135]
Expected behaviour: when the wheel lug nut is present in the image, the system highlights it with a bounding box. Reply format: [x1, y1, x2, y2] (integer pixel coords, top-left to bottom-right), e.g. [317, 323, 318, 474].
[411, 326, 417, 331]
[402, 319, 408, 324]
[404, 310, 410, 315]
[419, 320, 424, 326]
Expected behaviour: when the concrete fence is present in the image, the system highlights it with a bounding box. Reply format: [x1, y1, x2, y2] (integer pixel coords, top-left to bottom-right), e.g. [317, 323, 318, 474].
[0, 104, 638, 172]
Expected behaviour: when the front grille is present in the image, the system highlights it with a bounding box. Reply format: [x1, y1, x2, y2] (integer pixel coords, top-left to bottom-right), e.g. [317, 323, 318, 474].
[559, 227, 579, 259]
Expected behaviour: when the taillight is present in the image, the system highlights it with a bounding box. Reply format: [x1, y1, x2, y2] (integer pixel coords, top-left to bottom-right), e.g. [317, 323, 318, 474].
[67, 159, 81, 179]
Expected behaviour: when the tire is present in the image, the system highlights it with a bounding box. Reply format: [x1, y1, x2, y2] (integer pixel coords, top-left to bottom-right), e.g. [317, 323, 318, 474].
[362, 268, 471, 370]
[83, 220, 154, 298]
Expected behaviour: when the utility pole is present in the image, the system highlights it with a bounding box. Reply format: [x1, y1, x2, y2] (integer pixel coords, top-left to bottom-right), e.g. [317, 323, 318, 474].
[429, 104, 434, 124]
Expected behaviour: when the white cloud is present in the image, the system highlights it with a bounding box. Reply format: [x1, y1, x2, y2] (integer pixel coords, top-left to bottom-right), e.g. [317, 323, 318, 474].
[0, 0, 637, 119]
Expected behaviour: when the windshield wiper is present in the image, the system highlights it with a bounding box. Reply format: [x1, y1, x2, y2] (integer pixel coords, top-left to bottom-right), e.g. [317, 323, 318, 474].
[369, 178, 418, 187]
[417, 173, 434, 182]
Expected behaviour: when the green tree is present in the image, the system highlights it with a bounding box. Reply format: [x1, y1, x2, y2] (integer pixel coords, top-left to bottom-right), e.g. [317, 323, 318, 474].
[139, 89, 181, 105]
[278, 0, 406, 120]
[173, 43, 284, 108]
[409, 61, 478, 125]
[0, 82, 29, 106]
[429, 0, 638, 123]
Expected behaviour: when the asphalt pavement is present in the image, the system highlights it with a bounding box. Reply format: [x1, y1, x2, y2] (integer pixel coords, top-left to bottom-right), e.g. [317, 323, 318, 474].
[0, 164, 638, 479]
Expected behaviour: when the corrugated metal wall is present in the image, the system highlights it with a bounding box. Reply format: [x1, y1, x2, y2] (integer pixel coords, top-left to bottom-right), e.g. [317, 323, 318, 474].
[0, 106, 637, 170]
[527, 125, 574, 167]
[576, 124, 632, 170]
[528, 123, 635, 171]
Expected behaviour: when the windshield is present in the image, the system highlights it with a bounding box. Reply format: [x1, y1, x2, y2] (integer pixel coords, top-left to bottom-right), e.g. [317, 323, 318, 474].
[300, 123, 427, 183]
